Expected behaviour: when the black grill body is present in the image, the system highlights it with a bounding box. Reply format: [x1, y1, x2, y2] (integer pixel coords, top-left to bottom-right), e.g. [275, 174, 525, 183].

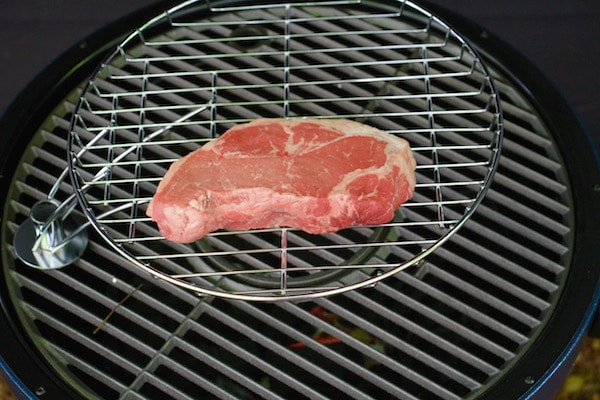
[1, 2, 599, 399]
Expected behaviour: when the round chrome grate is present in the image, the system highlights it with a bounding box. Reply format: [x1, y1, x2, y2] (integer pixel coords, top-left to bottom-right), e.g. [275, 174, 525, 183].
[65, 0, 502, 300]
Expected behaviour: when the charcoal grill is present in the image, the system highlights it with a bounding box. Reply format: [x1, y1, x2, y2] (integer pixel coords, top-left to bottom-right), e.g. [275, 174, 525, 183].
[1, 0, 599, 399]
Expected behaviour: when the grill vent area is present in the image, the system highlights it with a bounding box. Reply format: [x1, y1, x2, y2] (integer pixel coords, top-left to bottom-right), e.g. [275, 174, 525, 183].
[1, 2, 572, 400]
[2, 64, 571, 400]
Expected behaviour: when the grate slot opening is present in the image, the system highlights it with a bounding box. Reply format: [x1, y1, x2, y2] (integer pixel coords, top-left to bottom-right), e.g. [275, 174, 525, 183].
[138, 382, 172, 400]
[475, 195, 568, 258]
[392, 276, 526, 353]
[167, 345, 272, 398]
[95, 309, 167, 351]
[421, 273, 535, 339]
[34, 320, 137, 384]
[454, 219, 565, 291]
[371, 282, 510, 368]
[216, 303, 460, 398]
[152, 363, 248, 400]
[181, 324, 354, 399]
[19, 286, 155, 370]
[437, 232, 557, 298]
[321, 295, 493, 384]
[121, 291, 193, 333]
[495, 164, 567, 208]
[19, 278, 104, 330]
[68, 365, 121, 400]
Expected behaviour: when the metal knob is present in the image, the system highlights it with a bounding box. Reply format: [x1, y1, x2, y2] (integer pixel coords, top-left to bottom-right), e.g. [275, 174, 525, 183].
[14, 199, 88, 270]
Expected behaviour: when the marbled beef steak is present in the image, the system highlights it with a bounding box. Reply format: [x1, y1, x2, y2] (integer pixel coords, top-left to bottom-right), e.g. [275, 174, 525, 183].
[147, 118, 416, 243]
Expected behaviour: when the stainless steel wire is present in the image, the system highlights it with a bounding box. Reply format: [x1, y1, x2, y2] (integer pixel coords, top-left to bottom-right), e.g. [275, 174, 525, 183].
[67, 0, 502, 301]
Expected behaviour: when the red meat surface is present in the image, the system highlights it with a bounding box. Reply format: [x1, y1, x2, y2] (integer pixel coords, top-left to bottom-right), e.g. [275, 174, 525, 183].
[146, 118, 416, 243]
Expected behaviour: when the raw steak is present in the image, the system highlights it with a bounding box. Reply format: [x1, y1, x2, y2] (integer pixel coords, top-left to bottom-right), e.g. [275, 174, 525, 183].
[147, 118, 416, 243]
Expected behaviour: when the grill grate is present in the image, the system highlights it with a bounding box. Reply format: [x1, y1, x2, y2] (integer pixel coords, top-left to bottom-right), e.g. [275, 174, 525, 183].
[1, 57, 570, 399]
[64, 0, 502, 300]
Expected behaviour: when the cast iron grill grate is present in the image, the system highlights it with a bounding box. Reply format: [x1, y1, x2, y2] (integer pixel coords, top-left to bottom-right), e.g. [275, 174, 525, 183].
[1, 50, 569, 399]
[62, 0, 502, 300]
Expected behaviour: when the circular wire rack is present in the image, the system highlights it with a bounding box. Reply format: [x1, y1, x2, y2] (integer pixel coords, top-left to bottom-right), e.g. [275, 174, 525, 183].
[67, 0, 503, 301]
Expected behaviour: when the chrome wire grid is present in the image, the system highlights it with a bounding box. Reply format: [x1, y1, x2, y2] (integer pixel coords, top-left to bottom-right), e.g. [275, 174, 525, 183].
[67, 0, 502, 300]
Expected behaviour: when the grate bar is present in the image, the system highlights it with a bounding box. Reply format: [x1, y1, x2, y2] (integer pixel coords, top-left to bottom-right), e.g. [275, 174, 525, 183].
[193, 305, 362, 399]
[169, 263, 392, 278]
[134, 239, 439, 260]
[373, 276, 520, 360]
[319, 294, 493, 387]
[46, 344, 132, 399]
[89, 89, 486, 115]
[228, 300, 425, 400]
[275, 301, 463, 399]
[171, 339, 286, 400]
[112, 218, 459, 234]
[452, 217, 563, 295]
[105, 53, 462, 82]
[119, 369, 202, 400]
[9, 274, 162, 384]
[383, 273, 530, 351]
[205, 0, 364, 13]
[90, 71, 479, 100]
[120, 40, 451, 64]
[118, 296, 282, 400]
[146, 27, 428, 47]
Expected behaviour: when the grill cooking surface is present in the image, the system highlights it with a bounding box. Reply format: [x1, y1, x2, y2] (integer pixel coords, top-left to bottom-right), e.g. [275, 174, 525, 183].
[2, 57, 569, 399]
[1, 13, 570, 400]
[65, 0, 502, 300]
[1, 69, 568, 398]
